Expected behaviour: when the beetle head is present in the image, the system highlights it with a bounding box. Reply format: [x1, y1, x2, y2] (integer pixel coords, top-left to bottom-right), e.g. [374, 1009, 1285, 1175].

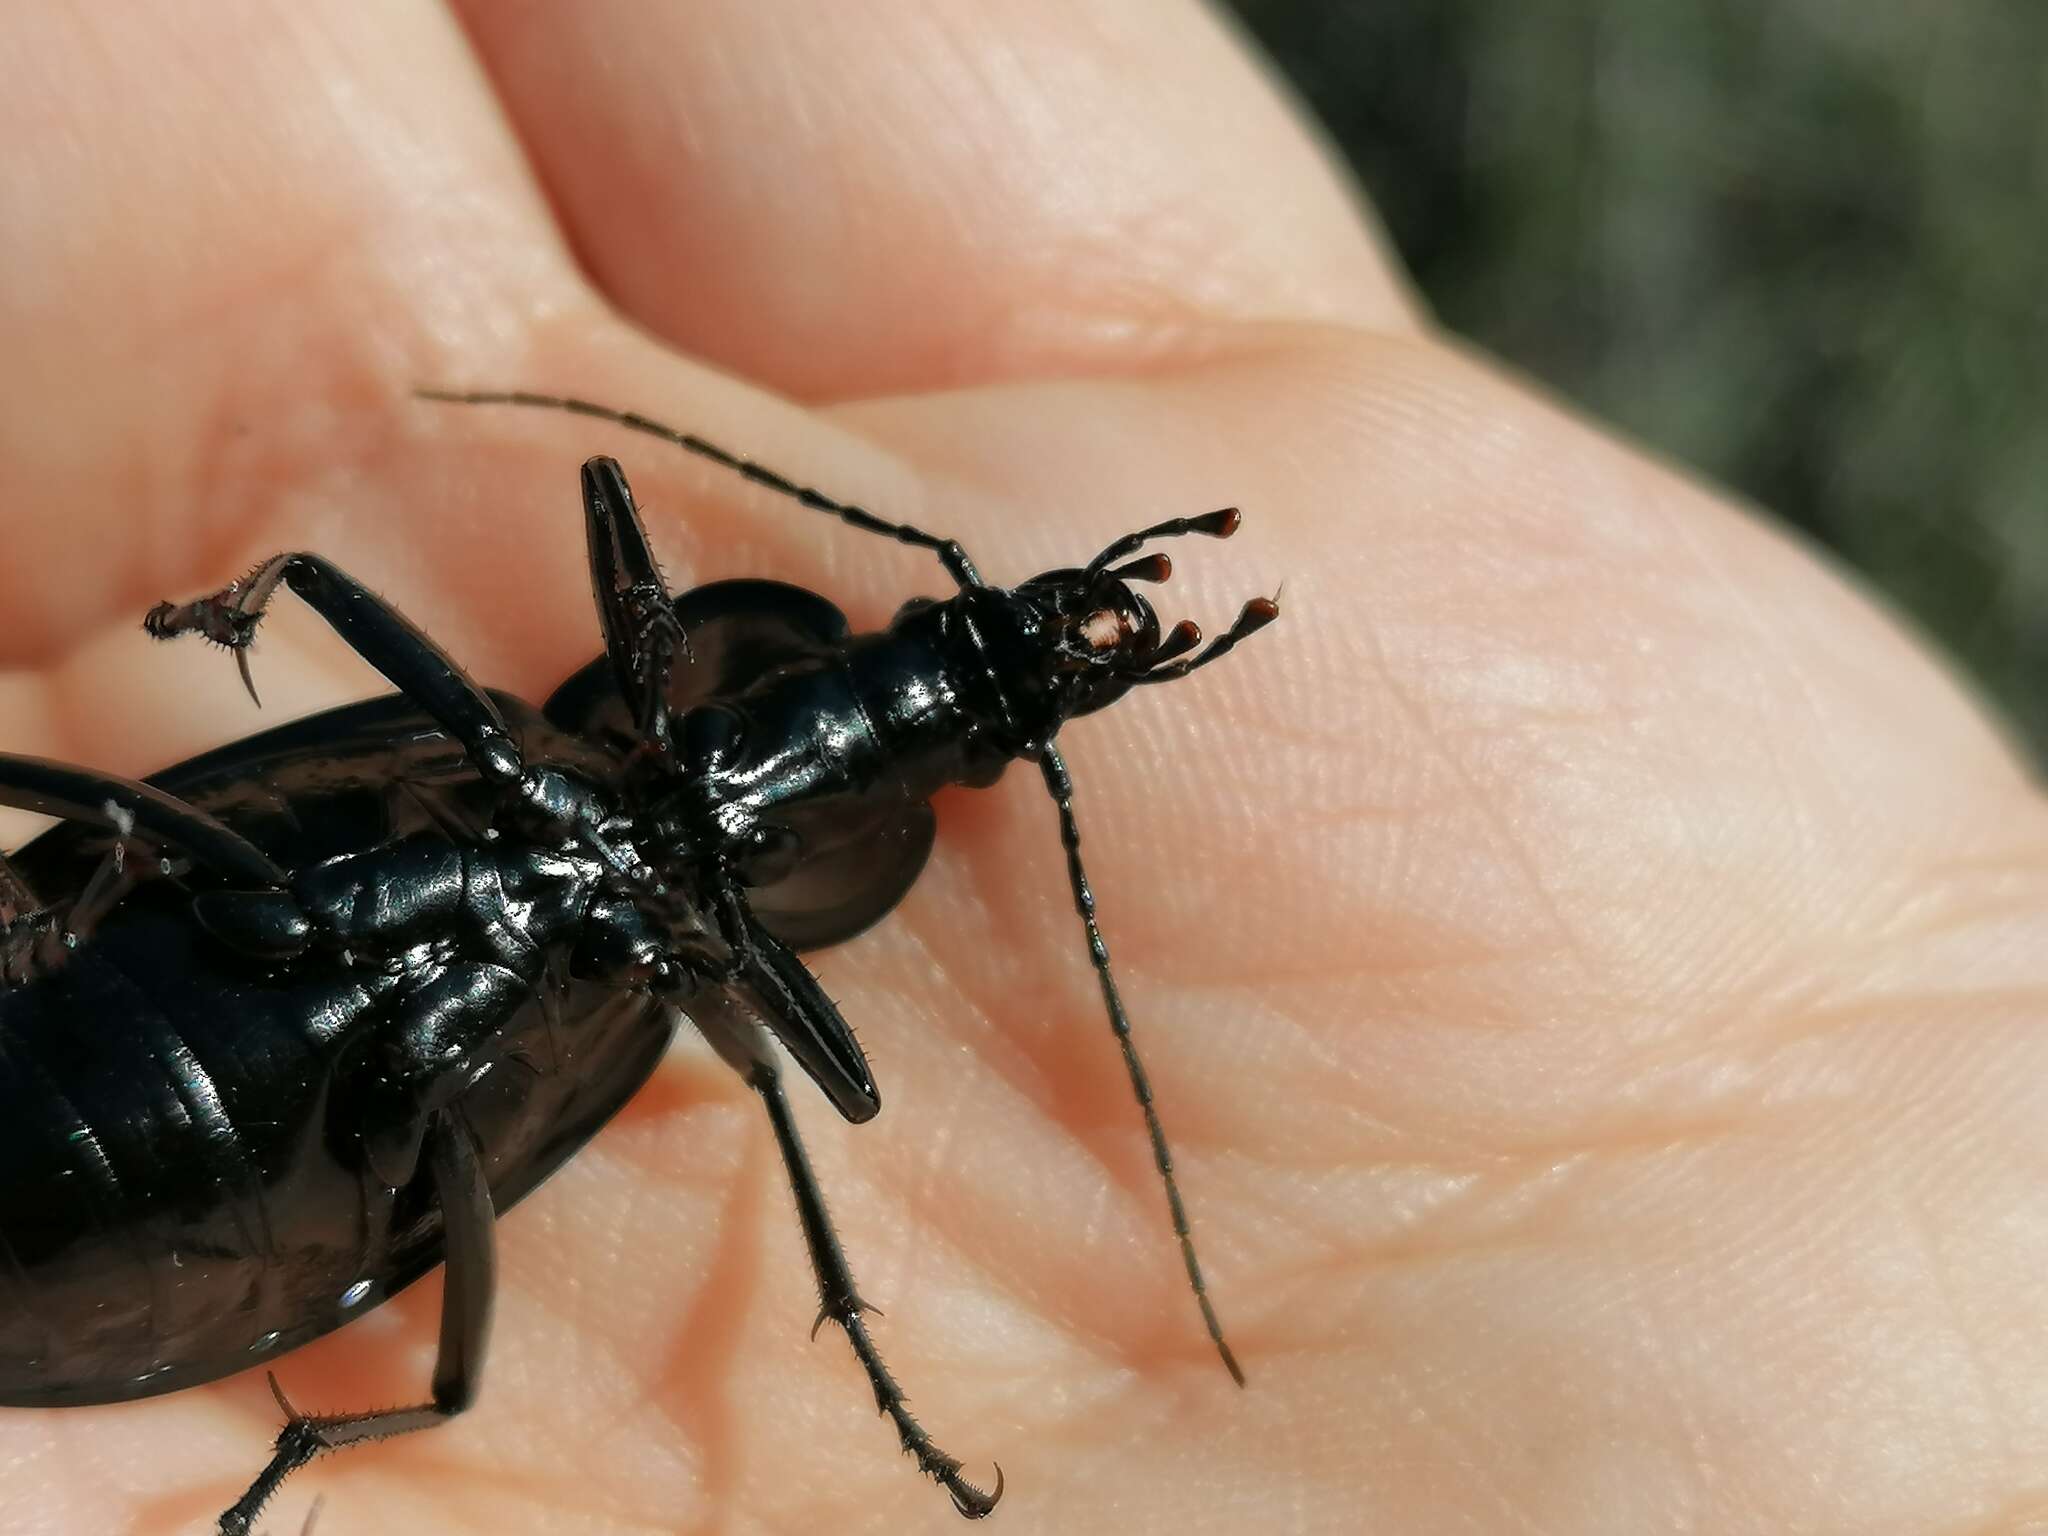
[929, 506, 1277, 747]
[1014, 562, 1166, 718]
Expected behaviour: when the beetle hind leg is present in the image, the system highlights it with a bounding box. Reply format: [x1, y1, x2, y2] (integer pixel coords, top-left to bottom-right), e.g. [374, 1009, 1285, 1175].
[216, 1111, 495, 1536]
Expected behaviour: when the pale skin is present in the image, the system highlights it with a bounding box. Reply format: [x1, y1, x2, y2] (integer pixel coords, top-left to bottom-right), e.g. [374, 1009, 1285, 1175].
[2, 3, 2045, 1534]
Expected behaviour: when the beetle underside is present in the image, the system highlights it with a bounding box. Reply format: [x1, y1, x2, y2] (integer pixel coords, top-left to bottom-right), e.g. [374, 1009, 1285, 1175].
[0, 393, 1275, 1531]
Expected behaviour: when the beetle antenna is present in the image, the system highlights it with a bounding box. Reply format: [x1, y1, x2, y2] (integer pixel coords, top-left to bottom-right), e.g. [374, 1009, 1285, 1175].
[1083, 507, 1240, 581]
[417, 389, 985, 590]
[1109, 552, 1173, 584]
[1132, 597, 1279, 685]
[1118, 618, 1201, 677]
[1036, 744, 1245, 1386]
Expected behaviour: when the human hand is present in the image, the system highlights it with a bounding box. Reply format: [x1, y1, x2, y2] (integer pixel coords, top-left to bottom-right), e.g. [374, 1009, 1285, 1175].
[3, 4, 2044, 1534]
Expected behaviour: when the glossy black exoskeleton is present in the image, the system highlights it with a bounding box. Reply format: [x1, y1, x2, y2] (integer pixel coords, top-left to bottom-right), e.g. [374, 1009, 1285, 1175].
[0, 394, 1276, 1532]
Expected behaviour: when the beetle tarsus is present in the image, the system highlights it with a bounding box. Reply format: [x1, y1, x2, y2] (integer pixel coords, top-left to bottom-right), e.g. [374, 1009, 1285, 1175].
[217, 1385, 325, 1536]
[152, 553, 527, 785]
[810, 1292, 883, 1341]
[944, 1462, 1005, 1520]
[218, 1418, 330, 1535]
[753, 1065, 997, 1517]
[839, 1298, 1006, 1519]
[213, 1120, 495, 1532]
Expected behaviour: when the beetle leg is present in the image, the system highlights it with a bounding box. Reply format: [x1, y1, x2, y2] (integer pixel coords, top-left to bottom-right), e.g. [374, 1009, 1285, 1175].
[17, 837, 145, 978]
[0, 915, 59, 988]
[0, 848, 36, 928]
[716, 883, 880, 1125]
[581, 457, 689, 757]
[687, 986, 1000, 1519]
[217, 1110, 494, 1536]
[146, 553, 525, 786]
[0, 849, 50, 986]
[0, 837, 108, 989]
[1037, 744, 1245, 1386]
[0, 847, 40, 944]
[755, 1068, 1002, 1518]
[0, 753, 286, 891]
[0, 753, 291, 983]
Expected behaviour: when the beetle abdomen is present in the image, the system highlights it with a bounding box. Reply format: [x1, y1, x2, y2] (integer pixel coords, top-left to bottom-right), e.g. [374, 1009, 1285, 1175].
[0, 892, 389, 1405]
[0, 694, 686, 1408]
[0, 882, 682, 1407]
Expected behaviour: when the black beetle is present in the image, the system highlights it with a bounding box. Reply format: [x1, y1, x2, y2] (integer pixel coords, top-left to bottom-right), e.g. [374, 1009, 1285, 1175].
[0, 394, 1276, 1530]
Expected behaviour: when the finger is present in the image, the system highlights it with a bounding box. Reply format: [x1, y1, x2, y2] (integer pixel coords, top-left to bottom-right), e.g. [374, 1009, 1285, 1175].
[445, 0, 1419, 401]
[0, 1, 587, 665]
[822, 333, 2041, 1108]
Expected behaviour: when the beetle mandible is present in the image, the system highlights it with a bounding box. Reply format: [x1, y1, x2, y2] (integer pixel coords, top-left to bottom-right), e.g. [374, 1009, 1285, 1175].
[0, 392, 1277, 1530]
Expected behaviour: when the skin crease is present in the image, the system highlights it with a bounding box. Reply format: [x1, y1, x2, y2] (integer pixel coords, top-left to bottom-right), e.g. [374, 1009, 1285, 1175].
[2, 2, 2046, 1533]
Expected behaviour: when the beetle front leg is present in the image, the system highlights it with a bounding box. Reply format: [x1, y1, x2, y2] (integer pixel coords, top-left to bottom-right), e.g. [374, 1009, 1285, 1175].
[581, 457, 689, 757]
[217, 1109, 495, 1536]
[146, 553, 525, 785]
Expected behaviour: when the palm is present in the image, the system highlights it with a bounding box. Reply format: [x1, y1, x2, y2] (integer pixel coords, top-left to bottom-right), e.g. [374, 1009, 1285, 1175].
[4, 6, 2045, 1535]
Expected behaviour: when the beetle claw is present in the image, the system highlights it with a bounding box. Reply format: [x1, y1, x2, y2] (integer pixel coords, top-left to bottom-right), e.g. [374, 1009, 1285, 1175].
[943, 1461, 1004, 1519]
[237, 646, 263, 707]
[265, 1370, 299, 1421]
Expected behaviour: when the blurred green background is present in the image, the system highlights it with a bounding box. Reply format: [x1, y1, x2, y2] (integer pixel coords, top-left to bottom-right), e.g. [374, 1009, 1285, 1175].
[1224, 1, 2045, 766]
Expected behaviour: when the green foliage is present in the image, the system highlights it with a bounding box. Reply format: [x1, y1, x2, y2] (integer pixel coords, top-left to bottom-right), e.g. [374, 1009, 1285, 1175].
[1229, 0, 2046, 760]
